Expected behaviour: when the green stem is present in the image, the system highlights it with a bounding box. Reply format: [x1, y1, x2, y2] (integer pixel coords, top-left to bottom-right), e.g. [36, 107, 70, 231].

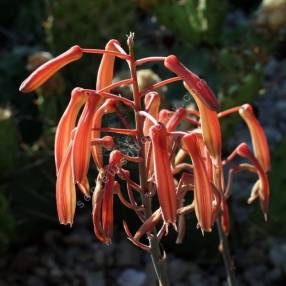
[213, 159, 236, 286]
[128, 33, 169, 286]
[216, 217, 236, 286]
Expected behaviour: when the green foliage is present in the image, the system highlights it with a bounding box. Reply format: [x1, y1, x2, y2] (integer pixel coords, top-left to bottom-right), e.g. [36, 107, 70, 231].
[0, 192, 15, 252]
[0, 109, 19, 177]
[153, 0, 228, 45]
[266, 137, 286, 234]
[45, 0, 137, 87]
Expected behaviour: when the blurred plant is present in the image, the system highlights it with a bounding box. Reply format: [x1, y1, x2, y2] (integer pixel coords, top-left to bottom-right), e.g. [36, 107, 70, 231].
[0, 107, 19, 177]
[0, 192, 15, 252]
[20, 35, 271, 286]
[44, 0, 137, 87]
[150, 0, 228, 45]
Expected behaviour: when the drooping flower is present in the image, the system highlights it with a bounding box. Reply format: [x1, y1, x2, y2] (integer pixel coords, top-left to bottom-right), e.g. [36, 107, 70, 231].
[164, 55, 219, 111]
[181, 132, 213, 232]
[92, 99, 117, 169]
[54, 87, 87, 173]
[184, 82, 222, 160]
[143, 92, 160, 136]
[71, 91, 101, 194]
[93, 150, 123, 244]
[19, 46, 83, 93]
[239, 104, 271, 172]
[56, 133, 76, 226]
[150, 123, 177, 226]
[236, 143, 270, 219]
[92, 40, 123, 169]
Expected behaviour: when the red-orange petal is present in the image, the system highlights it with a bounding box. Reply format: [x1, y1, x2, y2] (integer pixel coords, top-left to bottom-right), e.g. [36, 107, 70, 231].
[239, 104, 271, 172]
[91, 99, 116, 169]
[96, 39, 121, 91]
[184, 82, 222, 159]
[91, 40, 120, 168]
[150, 123, 177, 225]
[55, 87, 87, 173]
[92, 172, 107, 243]
[143, 92, 161, 136]
[166, 107, 186, 132]
[182, 133, 213, 232]
[237, 143, 270, 217]
[20, 45, 83, 93]
[72, 93, 101, 187]
[164, 55, 219, 111]
[56, 140, 76, 226]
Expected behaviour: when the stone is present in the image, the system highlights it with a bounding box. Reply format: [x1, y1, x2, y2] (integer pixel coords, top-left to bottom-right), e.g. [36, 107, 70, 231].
[115, 240, 142, 267]
[143, 262, 158, 286]
[27, 276, 46, 286]
[117, 268, 146, 286]
[168, 258, 190, 283]
[84, 271, 106, 286]
[269, 242, 286, 272]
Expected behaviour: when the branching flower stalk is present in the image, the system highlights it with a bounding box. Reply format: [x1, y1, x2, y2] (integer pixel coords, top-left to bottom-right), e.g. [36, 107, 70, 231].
[20, 34, 271, 286]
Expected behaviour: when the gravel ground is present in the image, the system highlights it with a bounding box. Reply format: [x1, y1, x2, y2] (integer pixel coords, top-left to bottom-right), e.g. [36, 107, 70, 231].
[0, 222, 285, 286]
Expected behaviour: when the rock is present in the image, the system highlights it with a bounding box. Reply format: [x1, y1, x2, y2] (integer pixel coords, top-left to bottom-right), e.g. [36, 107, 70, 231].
[188, 272, 206, 286]
[34, 267, 48, 277]
[117, 268, 146, 286]
[143, 262, 158, 286]
[168, 258, 190, 283]
[27, 276, 46, 286]
[115, 240, 142, 267]
[269, 242, 286, 272]
[91, 244, 106, 269]
[243, 265, 268, 286]
[84, 271, 106, 286]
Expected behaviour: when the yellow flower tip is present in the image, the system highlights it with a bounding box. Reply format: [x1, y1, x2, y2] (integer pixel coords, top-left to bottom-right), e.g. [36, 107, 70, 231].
[19, 45, 83, 93]
[164, 55, 219, 111]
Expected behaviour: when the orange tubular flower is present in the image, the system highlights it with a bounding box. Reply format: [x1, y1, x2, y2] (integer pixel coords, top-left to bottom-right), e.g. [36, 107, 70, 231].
[166, 107, 186, 132]
[184, 82, 222, 160]
[150, 123, 177, 226]
[54, 87, 87, 173]
[158, 109, 173, 125]
[181, 133, 213, 232]
[92, 40, 122, 168]
[164, 55, 219, 111]
[93, 150, 123, 244]
[236, 143, 270, 219]
[56, 138, 76, 226]
[72, 92, 101, 194]
[91, 99, 117, 169]
[19, 45, 83, 93]
[239, 104, 271, 172]
[143, 92, 160, 136]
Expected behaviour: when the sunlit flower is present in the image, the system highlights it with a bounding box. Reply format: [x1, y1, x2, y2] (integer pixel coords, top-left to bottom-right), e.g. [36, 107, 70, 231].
[150, 123, 177, 226]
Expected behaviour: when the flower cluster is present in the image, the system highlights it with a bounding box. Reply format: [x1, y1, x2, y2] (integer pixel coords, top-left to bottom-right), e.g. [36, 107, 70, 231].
[20, 36, 270, 250]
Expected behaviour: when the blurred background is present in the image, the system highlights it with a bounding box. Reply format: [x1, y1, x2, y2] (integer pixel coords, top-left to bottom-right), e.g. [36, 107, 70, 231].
[0, 0, 286, 285]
